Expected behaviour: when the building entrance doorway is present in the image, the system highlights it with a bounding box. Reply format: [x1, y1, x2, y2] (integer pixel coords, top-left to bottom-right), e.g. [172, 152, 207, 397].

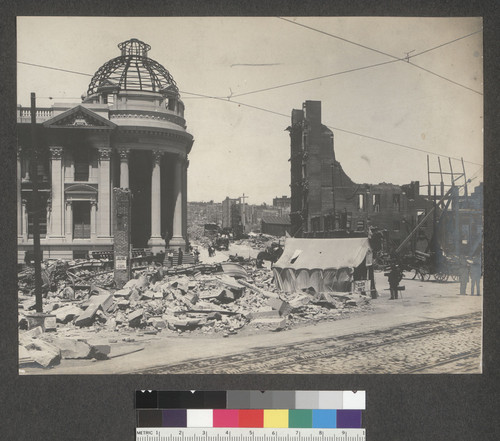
[73, 201, 91, 239]
[129, 151, 152, 248]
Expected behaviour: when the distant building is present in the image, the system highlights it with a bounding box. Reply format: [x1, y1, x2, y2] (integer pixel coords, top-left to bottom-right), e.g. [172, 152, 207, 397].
[261, 215, 291, 237]
[287, 100, 433, 251]
[272, 195, 291, 214]
[221, 197, 239, 229]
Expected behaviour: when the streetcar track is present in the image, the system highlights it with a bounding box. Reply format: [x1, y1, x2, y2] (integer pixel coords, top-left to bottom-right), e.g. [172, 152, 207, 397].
[137, 312, 481, 374]
[402, 350, 482, 374]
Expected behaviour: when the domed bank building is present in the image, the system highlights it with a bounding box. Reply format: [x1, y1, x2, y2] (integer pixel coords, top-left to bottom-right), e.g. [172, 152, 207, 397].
[17, 39, 194, 262]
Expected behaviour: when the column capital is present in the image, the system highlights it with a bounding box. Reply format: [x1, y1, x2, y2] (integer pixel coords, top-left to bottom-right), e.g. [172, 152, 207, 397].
[90, 199, 98, 207]
[21, 198, 28, 206]
[49, 146, 63, 160]
[152, 150, 163, 164]
[98, 148, 112, 160]
[117, 148, 131, 161]
[65, 199, 73, 207]
[46, 197, 52, 212]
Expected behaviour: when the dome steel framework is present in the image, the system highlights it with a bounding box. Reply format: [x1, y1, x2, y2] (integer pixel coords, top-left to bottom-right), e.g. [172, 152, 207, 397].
[86, 38, 179, 98]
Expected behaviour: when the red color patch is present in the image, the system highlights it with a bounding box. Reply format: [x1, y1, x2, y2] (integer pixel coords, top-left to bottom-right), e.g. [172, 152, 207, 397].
[239, 409, 264, 427]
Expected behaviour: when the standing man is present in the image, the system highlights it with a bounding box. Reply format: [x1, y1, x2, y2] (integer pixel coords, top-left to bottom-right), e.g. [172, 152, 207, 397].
[458, 255, 469, 295]
[470, 255, 482, 296]
[387, 265, 403, 300]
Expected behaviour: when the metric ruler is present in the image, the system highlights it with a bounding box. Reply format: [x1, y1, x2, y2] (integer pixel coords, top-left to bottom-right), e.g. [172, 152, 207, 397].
[136, 428, 366, 441]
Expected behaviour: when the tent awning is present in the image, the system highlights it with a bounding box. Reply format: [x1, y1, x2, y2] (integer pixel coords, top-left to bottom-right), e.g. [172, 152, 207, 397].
[273, 237, 371, 271]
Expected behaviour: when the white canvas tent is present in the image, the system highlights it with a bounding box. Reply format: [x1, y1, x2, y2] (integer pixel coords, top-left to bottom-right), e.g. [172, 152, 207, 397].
[272, 237, 372, 293]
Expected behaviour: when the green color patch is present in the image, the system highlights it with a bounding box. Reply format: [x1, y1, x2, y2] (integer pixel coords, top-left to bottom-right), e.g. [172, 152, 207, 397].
[288, 409, 313, 428]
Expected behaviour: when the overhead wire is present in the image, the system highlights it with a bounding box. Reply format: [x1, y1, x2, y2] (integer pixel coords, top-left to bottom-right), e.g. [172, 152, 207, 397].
[17, 31, 484, 168]
[179, 90, 483, 167]
[277, 17, 483, 96]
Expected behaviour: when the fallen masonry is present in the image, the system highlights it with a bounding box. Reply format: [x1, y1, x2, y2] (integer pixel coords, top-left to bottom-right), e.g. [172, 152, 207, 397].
[18, 255, 372, 369]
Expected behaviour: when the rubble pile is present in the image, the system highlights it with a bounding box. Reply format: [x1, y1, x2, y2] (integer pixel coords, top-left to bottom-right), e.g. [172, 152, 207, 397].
[18, 261, 372, 369]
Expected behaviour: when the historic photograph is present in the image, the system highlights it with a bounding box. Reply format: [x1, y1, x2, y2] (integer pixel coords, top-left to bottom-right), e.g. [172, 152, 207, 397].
[16, 17, 483, 374]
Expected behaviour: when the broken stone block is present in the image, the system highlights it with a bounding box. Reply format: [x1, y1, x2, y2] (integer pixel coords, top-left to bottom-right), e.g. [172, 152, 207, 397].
[184, 292, 199, 305]
[267, 298, 292, 316]
[248, 307, 280, 320]
[141, 290, 155, 300]
[153, 292, 164, 300]
[123, 279, 139, 289]
[251, 317, 287, 331]
[19, 345, 34, 365]
[136, 275, 149, 290]
[89, 344, 111, 360]
[117, 300, 130, 310]
[51, 338, 92, 359]
[128, 309, 144, 328]
[19, 326, 43, 345]
[95, 310, 107, 324]
[207, 312, 222, 321]
[54, 305, 83, 324]
[129, 289, 141, 302]
[60, 286, 75, 300]
[149, 317, 167, 329]
[289, 295, 312, 310]
[87, 293, 114, 312]
[24, 339, 61, 368]
[22, 299, 36, 311]
[44, 315, 57, 331]
[114, 288, 131, 298]
[74, 304, 101, 327]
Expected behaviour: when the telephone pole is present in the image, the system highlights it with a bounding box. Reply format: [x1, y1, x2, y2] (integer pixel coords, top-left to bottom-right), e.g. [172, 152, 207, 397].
[30, 93, 43, 312]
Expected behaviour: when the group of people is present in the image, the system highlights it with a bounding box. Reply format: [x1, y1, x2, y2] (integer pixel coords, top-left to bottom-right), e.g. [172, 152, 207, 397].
[459, 255, 482, 296]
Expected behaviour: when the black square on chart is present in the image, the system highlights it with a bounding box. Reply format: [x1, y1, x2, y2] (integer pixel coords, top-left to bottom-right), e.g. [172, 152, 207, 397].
[137, 410, 162, 427]
[135, 390, 158, 409]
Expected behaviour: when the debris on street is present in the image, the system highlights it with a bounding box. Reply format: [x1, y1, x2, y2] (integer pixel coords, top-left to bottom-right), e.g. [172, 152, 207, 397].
[18, 251, 372, 369]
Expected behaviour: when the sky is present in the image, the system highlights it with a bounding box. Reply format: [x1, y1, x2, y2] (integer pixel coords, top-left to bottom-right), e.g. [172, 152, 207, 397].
[17, 17, 483, 205]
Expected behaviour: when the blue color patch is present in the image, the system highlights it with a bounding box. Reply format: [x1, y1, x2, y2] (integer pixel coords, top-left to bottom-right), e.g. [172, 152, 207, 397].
[312, 409, 336, 428]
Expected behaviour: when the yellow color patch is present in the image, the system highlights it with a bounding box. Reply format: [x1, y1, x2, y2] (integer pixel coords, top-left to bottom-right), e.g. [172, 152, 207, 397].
[264, 409, 289, 428]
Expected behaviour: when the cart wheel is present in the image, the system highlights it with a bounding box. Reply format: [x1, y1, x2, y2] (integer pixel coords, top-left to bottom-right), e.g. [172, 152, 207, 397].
[418, 268, 431, 281]
[434, 272, 449, 282]
[412, 269, 418, 280]
[451, 274, 459, 282]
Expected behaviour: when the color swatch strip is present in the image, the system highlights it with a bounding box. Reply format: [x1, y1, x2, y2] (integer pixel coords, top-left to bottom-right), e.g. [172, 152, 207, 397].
[136, 391, 365, 410]
[136, 409, 362, 428]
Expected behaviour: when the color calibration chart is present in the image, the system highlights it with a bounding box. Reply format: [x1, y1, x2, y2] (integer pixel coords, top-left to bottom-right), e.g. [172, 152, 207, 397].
[136, 391, 365, 441]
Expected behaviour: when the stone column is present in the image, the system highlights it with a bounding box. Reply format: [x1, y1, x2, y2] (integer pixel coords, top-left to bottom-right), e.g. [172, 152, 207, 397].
[90, 200, 98, 239]
[118, 148, 130, 189]
[182, 155, 189, 245]
[65, 200, 73, 241]
[17, 149, 22, 238]
[169, 153, 186, 249]
[148, 150, 164, 252]
[49, 147, 64, 238]
[21, 198, 28, 241]
[97, 148, 112, 238]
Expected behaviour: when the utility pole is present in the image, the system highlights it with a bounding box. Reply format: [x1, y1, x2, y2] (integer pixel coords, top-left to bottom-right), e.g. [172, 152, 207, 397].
[331, 162, 336, 229]
[30, 93, 43, 312]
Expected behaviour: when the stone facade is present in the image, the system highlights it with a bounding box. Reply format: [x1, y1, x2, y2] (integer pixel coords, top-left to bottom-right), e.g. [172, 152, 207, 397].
[17, 39, 194, 262]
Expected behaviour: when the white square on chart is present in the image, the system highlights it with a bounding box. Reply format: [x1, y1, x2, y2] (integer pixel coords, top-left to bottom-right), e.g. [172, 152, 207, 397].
[342, 391, 366, 409]
[187, 409, 213, 427]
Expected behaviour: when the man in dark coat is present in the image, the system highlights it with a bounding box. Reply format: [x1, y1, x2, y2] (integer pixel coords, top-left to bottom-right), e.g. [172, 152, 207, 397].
[387, 265, 403, 300]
